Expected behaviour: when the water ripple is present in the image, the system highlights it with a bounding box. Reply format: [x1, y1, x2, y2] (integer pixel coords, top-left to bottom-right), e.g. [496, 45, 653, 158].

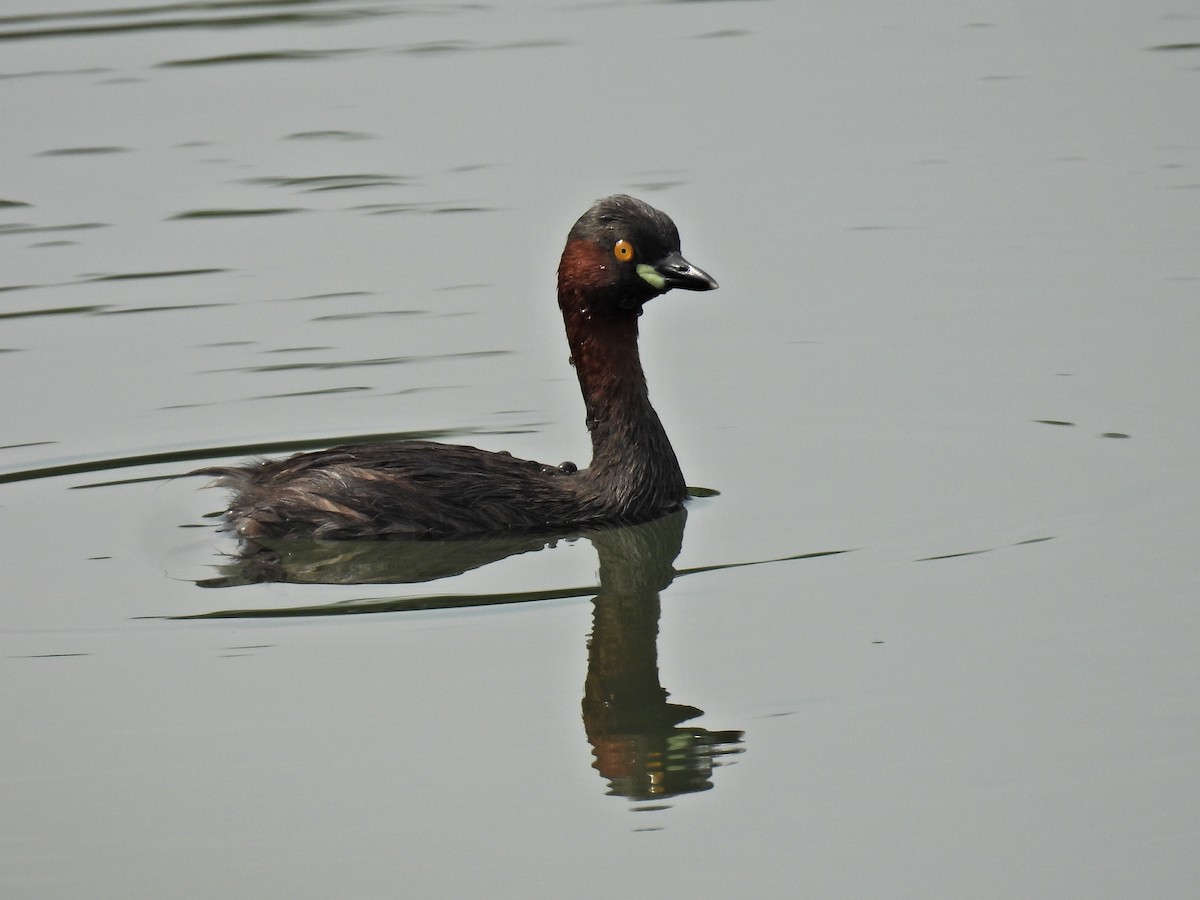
[35, 146, 130, 156]
[284, 130, 375, 142]
[157, 47, 364, 67]
[0, 222, 107, 237]
[168, 207, 304, 219]
[0, 429, 494, 486]
[207, 349, 510, 374]
[244, 173, 411, 192]
[84, 267, 228, 282]
[311, 309, 426, 321]
[0, 304, 111, 320]
[915, 536, 1054, 562]
[0, 1, 400, 43]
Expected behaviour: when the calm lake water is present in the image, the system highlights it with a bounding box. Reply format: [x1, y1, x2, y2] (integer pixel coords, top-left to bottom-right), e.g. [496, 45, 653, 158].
[3, 1, 1199, 897]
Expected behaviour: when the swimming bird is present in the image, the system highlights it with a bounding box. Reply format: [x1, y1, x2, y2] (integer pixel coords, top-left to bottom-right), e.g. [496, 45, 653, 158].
[197, 194, 717, 542]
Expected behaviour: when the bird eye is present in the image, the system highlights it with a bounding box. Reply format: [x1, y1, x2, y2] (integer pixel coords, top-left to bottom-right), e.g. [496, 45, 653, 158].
[613, 239, 634, 262]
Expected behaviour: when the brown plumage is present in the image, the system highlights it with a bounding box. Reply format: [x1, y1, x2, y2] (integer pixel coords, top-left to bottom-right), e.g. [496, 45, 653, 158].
[196, 194, 717, 542]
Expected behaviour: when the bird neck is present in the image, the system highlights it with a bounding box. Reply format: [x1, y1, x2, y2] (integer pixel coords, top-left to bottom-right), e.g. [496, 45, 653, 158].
[557, 253, 685, 504]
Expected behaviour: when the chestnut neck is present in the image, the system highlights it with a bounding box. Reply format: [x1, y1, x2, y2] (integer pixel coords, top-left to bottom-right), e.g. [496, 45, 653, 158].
[557, 240, 685, 505]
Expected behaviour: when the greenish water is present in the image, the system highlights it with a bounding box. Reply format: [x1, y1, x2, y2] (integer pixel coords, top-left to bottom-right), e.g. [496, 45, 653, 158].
[3, 2, 1198, 897]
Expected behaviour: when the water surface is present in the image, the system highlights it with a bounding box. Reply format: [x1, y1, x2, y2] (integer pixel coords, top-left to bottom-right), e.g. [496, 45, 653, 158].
[3, 1, 1199, 897]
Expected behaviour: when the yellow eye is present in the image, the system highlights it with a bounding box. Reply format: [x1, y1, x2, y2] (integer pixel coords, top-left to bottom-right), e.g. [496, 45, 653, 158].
[613, 239, 634, 262]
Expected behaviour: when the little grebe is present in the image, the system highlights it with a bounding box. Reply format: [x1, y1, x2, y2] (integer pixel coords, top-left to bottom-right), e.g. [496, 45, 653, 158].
[198, 194, 717, 541]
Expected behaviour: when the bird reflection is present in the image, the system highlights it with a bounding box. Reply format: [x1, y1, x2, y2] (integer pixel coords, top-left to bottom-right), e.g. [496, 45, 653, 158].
[195, 530, 571, 587]
[191, 509, 745, 800]
[583, 511, 744, 799]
